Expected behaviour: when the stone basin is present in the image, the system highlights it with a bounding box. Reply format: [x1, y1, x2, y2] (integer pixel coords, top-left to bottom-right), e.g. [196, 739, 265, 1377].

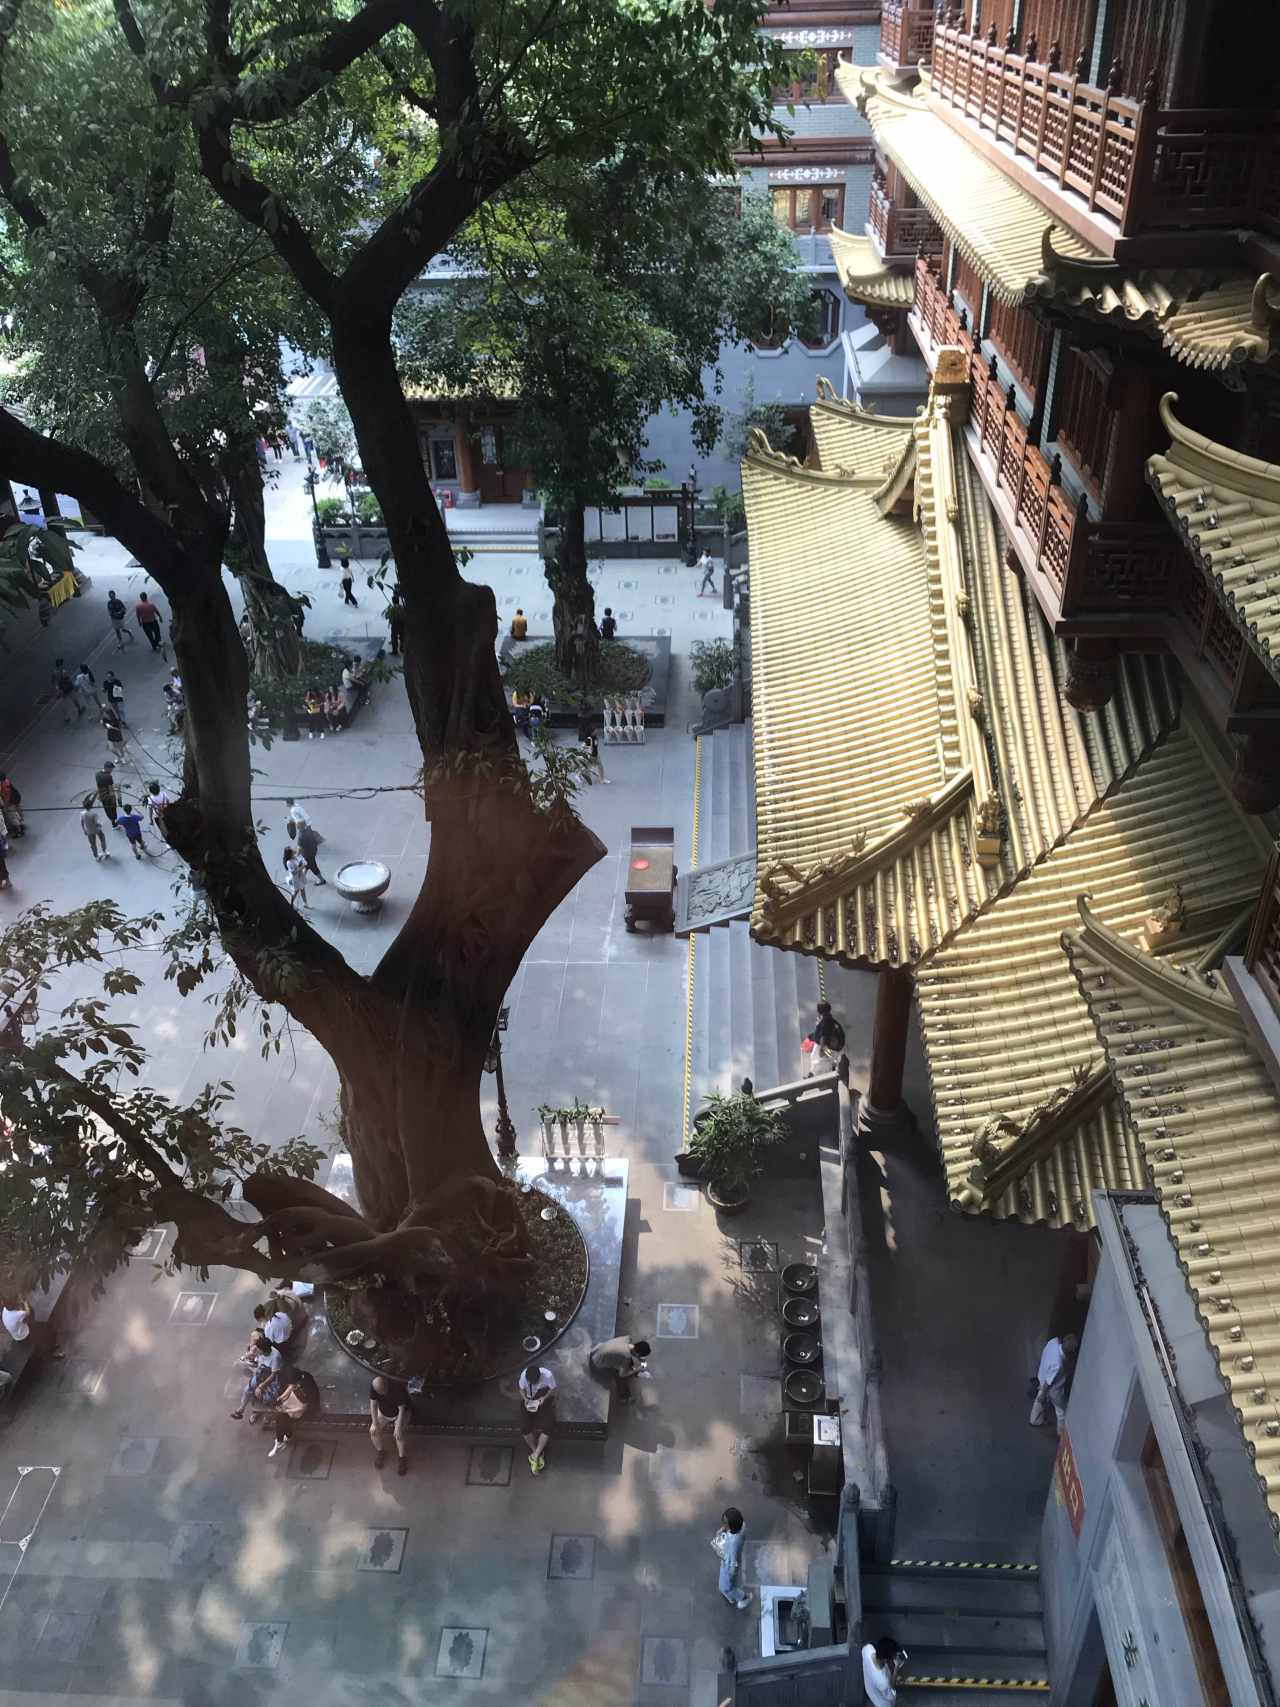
[334, 859, 391, 914]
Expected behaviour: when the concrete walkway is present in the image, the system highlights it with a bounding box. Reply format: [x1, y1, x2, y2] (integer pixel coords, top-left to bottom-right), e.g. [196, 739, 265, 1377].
[0, 483, 831, 1707]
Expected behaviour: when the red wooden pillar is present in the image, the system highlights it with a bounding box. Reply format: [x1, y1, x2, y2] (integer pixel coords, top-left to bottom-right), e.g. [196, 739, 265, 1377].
[455, 412, 480, 506]
[860, 966, 914, 1135]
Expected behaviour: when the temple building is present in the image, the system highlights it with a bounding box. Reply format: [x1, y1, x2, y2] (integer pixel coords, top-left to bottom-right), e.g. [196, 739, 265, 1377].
[731, 0, 1280, 1700]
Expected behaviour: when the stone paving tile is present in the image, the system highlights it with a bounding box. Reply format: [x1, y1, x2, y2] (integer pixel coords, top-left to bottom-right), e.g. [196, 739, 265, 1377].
[357, 1527, 407, 1572]
[169, 1290, 219, 1326]
[287, 1443, 335, 1481]
[236, 1620, 288, 1669]
[465, 1444, 513, 1486]
[547, 1533, 596, 1580]
[662, 1182, 701, 1211]
[639, 1634, 690, 1687]
[655, 1304, 700, 1339]
[435, 1625, 487, 1679]
[108, 1437, 159, 1476]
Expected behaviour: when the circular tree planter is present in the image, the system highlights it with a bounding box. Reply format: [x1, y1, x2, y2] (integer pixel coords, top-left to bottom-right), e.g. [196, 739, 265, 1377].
[327, 1185, 589, 1386]
[784, 1367, 825, 1407]
[334, 859, 391, 915]
[782, 1296, 820, 1330]
[706, 1177, 750, 1216]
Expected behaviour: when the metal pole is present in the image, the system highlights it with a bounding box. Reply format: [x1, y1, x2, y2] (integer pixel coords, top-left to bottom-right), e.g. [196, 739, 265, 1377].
[493, 1032, 518, 1159]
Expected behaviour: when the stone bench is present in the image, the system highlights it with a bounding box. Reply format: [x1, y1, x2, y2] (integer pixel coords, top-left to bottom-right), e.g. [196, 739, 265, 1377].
[246, 1405, 606, 1442]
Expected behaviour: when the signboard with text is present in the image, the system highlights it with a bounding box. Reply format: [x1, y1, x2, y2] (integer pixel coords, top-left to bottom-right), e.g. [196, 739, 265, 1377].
[1055, 1427, 1086, 1540]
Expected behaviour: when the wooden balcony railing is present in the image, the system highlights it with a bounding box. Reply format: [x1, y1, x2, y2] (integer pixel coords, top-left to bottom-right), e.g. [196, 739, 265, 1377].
[930, 23, 1280, 239]
[913, 256, 1186, 622]
[869, 176, 943, 261]
[880, 0, 934, 70]
[1245, 846, 1280, 1020]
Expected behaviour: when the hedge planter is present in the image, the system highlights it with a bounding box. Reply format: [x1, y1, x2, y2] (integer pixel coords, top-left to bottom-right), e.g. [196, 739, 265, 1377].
[314, 523, 391, 566]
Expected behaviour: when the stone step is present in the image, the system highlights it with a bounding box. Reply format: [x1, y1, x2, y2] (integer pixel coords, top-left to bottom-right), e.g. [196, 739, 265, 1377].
[862, 1571, 1042, 1621]
[895, 1683, 1048, 1702]
[862, 1611, 1046, 1660]
[749, 928, 781, 1093]
[744, 717, 757, 838]
[727, 723, 750, 856]
[728, 919, 754, 1092]
[710, 723, 731, 867]
[691, 916, 734, 1111]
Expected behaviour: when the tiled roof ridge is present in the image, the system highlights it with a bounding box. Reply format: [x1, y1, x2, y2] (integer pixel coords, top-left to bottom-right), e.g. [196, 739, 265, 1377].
[743, 427, 882, 490]
[828, 225, 917, 311]
[1147, 392, 1280, 685]
[1061, 901, 1280, 1527]
[813, 373, 918, 430]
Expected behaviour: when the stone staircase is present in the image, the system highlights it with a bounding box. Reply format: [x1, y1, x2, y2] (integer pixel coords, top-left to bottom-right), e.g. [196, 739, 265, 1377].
[860, 1561, 1049, 1702]
[688, 723, 864, 1118]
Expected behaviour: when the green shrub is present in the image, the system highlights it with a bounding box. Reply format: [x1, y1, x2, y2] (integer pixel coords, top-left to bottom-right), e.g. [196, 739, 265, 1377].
[503, 640, 651, 706]
[690, 637, 736, 696]
[248, 638, 350, 727]
[355, 491, 383, 526]
[315, 497, 349, 527]
[688, 1091, 786, 1187]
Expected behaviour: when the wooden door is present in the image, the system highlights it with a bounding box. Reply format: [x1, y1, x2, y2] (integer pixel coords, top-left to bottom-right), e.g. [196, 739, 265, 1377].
[477, 424, 529, 503]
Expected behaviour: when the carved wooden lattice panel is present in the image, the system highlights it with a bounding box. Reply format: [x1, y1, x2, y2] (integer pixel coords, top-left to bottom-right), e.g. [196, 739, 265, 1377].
[1175, 554, 1210, 634]
[989, 299, 1049, 399]
[1147, 123, 1265, 228]
[1204, 598, 1244, 685]
[1083, 531, 1176, 608]
[1055, 347, 1112, 500]
[1042, 487, 1075, 591]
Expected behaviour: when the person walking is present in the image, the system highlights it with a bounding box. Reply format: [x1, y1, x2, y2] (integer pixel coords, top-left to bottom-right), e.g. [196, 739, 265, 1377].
[107, 591, 133, 649]
[339, 559, 358, 606]
[144, 782, 171, 833]
[80, 795, 108, 860]
[284, 799, 311, 838]
[283, 847, 310, 909]
[519, 1363, 557, 1475]
[101, 703, 127, 761]
[0, 773, 24, 839]
[862, 1637, 903, 1707]
[387, 585, 404, 656]
[52, 659, 82, 724]
[295, 819, 327, 886]
[802, 1000, 846, 1078]
[369, 1374, 410, 1475]
[581, 725, 609, 784]
[698, 552, 718, 598]
[588, 1336, 650, 1404]
[115, 803, 146, 860]
[95, 761, 118, 823]
[134, 588, 164, 653]
[102, 670, 126, 725]
[1030, 1332, 1079, 1433]
[0, 829, 10, 890]
[713, 1508, 751, 1609]
[599, 607, 617, 640]
[74, 663, 100, 709]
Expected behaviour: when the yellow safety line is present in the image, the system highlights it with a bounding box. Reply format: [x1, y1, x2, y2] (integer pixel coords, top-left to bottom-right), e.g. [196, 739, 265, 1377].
[681, 736, 703, 1149]
[901, 1681, 1049, 1693]
[817, 958, 827, 1004]
[890, 1560, 1039, 1574]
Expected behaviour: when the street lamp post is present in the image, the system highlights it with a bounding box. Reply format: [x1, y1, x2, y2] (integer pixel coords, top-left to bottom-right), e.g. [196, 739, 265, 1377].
[684, 462, 700, 566]
[484, 1004, 518, 1159]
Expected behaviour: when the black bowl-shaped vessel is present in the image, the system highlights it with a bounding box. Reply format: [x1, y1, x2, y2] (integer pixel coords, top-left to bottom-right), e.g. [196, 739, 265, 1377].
[783, 1330, 821, 1365]
[784, 1367, 824, 1406]
[782, 1262, 818, 1295]
[782, 1296, 820, 1329]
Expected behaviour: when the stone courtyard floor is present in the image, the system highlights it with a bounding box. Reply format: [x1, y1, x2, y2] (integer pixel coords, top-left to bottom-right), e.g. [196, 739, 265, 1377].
[0, 467, 829, 1707]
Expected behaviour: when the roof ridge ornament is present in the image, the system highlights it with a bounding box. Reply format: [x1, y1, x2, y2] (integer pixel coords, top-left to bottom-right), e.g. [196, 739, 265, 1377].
[1250, 273, 1280, 342]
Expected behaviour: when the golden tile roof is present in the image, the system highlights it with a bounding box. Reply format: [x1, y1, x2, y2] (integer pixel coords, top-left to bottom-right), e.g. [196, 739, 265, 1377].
[746, 384, 1176, 970]
[1031, 236, 1280, 372]
[1063, 901, 1280, 1527]
[838, 64, 1100, 304]
[808, 378, 917, 480]
[1147, 392, 1280, 685]
[829, 226, 916, 310]
[917, 722, 1270, 1229]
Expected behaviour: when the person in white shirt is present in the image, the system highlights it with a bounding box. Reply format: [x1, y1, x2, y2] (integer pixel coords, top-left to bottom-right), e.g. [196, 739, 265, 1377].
[254, 1302, 295, 1347]
[518, 1363, 557, 1475]
[1030, 1332, 1079, 1431]
[862, 1637, 901, 1706]
[230, 1333, 283, 1419]
[2, 1297, 31, 1340]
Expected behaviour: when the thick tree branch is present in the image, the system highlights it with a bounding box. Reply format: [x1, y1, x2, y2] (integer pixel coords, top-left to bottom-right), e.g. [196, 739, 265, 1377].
[0, 408, 188, 585]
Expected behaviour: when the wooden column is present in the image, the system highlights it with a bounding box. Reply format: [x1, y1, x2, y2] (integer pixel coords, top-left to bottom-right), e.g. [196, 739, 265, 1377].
[455, 412, 480, 505]
[861, 966, 914, 1132]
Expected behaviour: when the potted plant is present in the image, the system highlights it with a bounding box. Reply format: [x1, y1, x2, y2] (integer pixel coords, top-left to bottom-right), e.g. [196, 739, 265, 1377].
[687, 1091, 786, 1215]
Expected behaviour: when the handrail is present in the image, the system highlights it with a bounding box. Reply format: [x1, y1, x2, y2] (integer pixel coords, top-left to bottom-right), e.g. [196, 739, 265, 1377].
[929, 22, 1280, 239]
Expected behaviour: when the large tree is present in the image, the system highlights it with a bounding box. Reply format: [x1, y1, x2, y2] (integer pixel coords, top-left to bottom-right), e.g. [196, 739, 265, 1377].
[399, 173, 812, 676]
[0, 0, 785, 1348]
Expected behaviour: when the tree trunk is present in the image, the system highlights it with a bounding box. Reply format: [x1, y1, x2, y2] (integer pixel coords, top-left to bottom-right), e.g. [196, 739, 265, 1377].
[546, 497, 599, 683]
[223, 442, 303, 683]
